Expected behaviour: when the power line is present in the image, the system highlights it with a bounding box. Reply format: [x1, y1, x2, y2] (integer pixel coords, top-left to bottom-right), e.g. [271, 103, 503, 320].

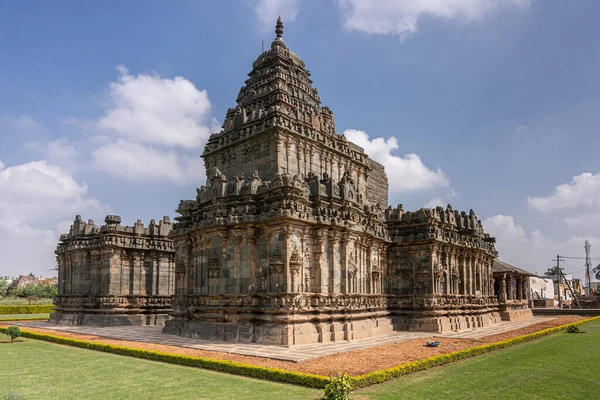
[559, 256, 600, 261]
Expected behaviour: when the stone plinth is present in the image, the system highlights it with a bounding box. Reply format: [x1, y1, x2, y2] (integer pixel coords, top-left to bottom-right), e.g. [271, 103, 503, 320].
[164, 294, 392, 345]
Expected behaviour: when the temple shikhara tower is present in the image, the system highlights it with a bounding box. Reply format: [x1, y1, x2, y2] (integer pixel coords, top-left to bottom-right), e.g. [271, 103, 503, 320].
[53, 18, 531, 343]
[163, 17, 391, 344]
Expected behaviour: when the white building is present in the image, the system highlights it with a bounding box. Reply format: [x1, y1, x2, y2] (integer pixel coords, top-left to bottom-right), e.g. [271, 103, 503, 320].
[529, 277, 555, 302]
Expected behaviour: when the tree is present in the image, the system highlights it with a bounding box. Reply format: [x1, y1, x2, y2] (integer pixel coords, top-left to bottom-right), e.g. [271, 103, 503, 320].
[323, 373, 353, 400]
[6, 326, 21, 343]
[545, 266, 564, 277]
[0, 277, 8, 297]
[13, 282, 57, 299]
[593, 264, 600, 281]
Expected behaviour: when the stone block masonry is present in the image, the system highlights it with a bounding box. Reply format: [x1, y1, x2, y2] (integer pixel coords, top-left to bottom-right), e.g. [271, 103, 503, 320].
[53, 17, 532, 343]
[51, 215, 176, 326]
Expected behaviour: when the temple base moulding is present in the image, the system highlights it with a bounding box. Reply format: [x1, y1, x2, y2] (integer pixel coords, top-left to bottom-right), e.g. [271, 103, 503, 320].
[49, 312, 172, 327]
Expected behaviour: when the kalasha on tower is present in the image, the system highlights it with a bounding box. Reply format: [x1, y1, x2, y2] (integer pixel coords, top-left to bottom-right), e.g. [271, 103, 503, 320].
[163, 17, 392, 344]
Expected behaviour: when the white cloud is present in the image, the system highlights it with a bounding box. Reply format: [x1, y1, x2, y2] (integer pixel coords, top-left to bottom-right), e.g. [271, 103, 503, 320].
[337, 0, 530, 40]
[344, 129, 449, 192]
[424, 197, 445, 208]
[93, 139, 204, 185]
[0, 160, 108, 276]
[25, 138, 81, 172]
[424, 189, 457, 208]
[98, 65, 219, 149]
[483, 214, 599, 279]
[91, 66, 219, 184]
[528, 172, 600, 214]
[483, 214, 526, 242]
[13, 114, 43, 131]
[253, 0, 299, 28]
[515, 125, 528, 134]
[564, 213, 600, 227]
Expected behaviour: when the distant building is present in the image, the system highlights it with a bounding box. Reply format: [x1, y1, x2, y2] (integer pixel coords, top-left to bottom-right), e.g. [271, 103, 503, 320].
[7, 274, 41, 295]
[528, 276, 555, 307]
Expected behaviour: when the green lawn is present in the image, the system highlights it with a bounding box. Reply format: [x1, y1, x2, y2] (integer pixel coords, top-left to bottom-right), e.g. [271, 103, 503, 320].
[0, 313, 49, 320]
[0, 333, 321, 400]
[354, 320, 600, 400]
[0, 298, 53, 306]
[2, 321, 599, 400]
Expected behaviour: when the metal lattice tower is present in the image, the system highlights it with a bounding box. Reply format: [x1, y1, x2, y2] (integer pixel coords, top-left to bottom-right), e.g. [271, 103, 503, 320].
[585, 240, 592, 296]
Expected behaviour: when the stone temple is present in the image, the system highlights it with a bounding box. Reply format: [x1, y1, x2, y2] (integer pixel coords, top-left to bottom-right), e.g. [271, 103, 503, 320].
[51, 215, 175, 326]
[51, 18, 531, 344]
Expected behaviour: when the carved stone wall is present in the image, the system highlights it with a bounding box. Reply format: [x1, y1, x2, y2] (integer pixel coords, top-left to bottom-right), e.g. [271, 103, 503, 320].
[50, 18, 512, 343]
[50, 215, 176, 326]
[386, 205, 501, 331]
[161, 18, 507, 344]
[163, 18, 392, 344]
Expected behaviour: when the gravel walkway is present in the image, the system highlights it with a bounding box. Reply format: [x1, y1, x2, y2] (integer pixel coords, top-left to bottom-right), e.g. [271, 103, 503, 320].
[2, 316, 585, 376]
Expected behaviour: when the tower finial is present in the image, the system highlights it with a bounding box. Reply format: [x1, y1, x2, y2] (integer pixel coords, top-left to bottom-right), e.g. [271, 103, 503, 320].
[276, 16, 283, 38]
[271, 16, 287, 49]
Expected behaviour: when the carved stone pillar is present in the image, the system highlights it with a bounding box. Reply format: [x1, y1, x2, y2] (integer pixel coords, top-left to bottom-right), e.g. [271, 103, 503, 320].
[314, 229, 326, 294]
[281, 226, 292, 294]
[289, 245, 302, 293]
[244, 228, 256, 294]
[131, 251, 142, 296]
[500, 272, 507, 303]
[430, 245, 438, 295]
[328, 231, 339, 295]
[488, 262, 494, 296]
[186, 238, 195, 295]
[220, 234, 229, 294]
[505, 275, 513, 300]
[340, 233, 350, 294]
[379, 246, 387, 295]
[465, 252, 472, 295]
[232, 233, 244, 294]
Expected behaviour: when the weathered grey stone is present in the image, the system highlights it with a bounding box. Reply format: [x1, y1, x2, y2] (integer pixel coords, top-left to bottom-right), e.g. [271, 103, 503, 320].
[53, 17, 533, 343]
[51, 215, 176, 326]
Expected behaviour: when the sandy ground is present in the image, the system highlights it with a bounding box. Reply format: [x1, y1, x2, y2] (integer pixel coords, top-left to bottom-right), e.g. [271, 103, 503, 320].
[0, 316, 585, 376]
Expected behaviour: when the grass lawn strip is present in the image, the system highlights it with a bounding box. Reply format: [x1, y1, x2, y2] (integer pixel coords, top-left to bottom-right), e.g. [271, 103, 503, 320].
[351, 315, 600, 388]
[0, 316, 585, 377]
[0, 313, 50, 321]
[0, 332, 320, 400]
[0, 325, 329, 388]
[353, 319, 600, 400]
[1, 316, 597, 390]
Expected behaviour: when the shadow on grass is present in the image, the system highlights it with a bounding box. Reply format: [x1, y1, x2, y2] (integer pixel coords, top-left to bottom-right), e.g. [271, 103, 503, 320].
[0, 339, 24, 344]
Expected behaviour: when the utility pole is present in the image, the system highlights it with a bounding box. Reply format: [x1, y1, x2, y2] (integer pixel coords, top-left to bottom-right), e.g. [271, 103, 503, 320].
[555, 254, 563, 309]
[560, 267, 581, 308]
[585, 240, 592, 296]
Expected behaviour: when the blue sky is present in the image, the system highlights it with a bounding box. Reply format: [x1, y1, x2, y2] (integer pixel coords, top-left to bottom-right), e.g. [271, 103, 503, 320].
[1, 0, 599, 280]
